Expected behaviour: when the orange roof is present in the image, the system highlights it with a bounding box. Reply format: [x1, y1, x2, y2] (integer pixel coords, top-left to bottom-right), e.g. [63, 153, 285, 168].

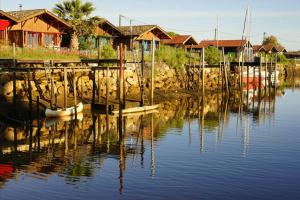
[163, 35, 197, 45]
[198, 40, 248, 48]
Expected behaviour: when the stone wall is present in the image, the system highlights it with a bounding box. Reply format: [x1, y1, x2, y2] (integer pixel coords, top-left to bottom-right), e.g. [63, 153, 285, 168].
[0, 62, 287, 101]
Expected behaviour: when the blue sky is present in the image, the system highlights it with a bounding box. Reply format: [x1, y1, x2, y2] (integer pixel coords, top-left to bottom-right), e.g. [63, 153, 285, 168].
[1, 0, 300, 50]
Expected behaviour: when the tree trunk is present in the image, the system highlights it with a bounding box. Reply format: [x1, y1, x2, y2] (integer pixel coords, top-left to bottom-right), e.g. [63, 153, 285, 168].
[70, 32, 79, 50]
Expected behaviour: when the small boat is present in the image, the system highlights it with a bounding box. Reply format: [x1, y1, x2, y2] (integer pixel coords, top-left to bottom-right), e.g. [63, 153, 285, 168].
[112, 104, 160, 115]
[46, 112, 84, 128]
[45, 102, 83, 118]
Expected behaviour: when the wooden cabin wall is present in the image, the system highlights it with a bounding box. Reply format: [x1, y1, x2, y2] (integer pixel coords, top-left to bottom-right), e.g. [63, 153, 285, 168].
[9, 17, 61, 33]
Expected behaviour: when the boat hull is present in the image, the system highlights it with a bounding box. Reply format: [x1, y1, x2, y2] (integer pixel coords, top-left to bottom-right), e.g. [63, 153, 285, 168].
[45, 102, 84, 118]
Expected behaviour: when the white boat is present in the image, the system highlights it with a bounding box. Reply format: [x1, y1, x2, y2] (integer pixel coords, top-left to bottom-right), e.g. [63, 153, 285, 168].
[45, 102, 84, 118]
[112, 104, 160, 115]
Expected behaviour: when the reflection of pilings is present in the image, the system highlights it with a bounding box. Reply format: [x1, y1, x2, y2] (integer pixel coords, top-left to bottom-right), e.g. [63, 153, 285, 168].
[242, 115, 249, 157]
[150, 114, 155, 177]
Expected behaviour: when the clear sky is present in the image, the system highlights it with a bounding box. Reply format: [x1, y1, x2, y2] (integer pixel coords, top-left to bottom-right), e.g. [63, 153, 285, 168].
[1, 0, 300, 50]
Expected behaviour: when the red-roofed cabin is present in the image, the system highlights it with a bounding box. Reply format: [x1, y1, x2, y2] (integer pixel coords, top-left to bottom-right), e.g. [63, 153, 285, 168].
[162, 35, 198, 48]
[0, 9, 71, 48]
[115, 25, 171, 51]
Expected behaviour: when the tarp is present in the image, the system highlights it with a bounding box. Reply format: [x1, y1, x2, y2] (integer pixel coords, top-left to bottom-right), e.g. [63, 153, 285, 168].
[0, 20, 10, 31]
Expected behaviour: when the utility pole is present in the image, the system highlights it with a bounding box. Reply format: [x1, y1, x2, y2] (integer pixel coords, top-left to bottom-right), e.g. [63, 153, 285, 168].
[130, 19, 133, 50]
[19, 4, 23, 11]
[119, 14, 124, 27]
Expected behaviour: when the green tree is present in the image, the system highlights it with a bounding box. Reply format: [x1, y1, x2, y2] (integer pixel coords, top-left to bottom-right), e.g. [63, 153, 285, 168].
[262, 35, 280, 46]
[205, 46, 221, 65]
[53, 0, 98, 50]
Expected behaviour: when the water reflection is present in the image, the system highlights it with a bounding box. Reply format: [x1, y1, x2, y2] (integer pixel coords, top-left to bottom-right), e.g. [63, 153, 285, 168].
[0, 86, 286, 195]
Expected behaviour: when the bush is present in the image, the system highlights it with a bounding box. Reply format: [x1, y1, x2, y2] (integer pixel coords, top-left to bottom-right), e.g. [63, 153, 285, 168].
[156, 45, 188, 72]
[205, 46, 221, 65]
[101, 45, 116, 59]
[277, 54, 294, 68]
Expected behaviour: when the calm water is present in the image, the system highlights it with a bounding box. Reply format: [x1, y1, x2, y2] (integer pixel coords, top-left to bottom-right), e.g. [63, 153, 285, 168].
[0, 89, 299, 200]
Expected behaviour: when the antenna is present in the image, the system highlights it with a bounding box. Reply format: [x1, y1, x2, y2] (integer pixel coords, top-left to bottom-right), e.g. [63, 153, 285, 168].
[19, 3, 23, 11]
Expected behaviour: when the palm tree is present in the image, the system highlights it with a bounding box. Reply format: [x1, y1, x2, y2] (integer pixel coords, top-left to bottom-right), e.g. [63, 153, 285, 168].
[53, 0, 97, 50]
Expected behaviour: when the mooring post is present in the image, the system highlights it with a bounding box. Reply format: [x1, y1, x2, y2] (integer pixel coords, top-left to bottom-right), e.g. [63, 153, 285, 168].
[198, 51, 201, 92]
[12, 43, 17, 108]
[188, 46, 192, 90]
[123, 45, 127, 109]
[64, 68, 68, 109]
[92, 68, 96, 106]
[119, 44, 124, 135]
[151, 38, 155, 105]
[50, 73, 54, 109]
[202, 47, 205, 95]
[259, 53, 262, 91]
[37, 96, 41, 151]
[73, 69, 77, 119]
[265, 54, 268, 93]
[106, 65, 109, 111]
[27, 69, 32, 118]
[222, 47, 229, 96]
[140, 41, 145, 106]
[98, 69, 101, 104]
[274, 53, 278, 89]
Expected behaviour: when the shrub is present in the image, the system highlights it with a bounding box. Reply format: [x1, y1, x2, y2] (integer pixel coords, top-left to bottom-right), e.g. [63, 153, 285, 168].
[156, 45, 188, 72]
[205, 46, 221, 65]
[101, 45, 116, 59]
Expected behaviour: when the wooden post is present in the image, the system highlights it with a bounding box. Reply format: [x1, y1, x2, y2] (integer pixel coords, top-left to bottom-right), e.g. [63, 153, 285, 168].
[265, 54, 267, 93]
[123, 46, 126, 109]
[50, 74, 54, 109]
[259, 53, 262, 91]
[98, 37, 101, 59]
[27, 70, 32, 117]
[222, 47, 229, 95]
[188, 46, 192, 90]
[98, 70, 101, 103]
[202, 48, 205, 95]
[119, 44, 124, 135]
[106, 65, 109, 111]
[198, 52, 201, 92]
[64, 68, 68, 109]
[274, 53, 278, 88]
[92, 69, 96, 105]
[151, 37, 155, 105]
[73, 69, 77, 118]
[13, 43, 16, 107]
[37, 96, 41, 151]
[141, 41, 145, 106]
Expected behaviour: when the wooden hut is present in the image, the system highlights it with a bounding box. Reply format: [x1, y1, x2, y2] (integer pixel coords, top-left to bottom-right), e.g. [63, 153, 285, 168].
[80, 17, 122, 49]
[253, 44, 287, 56]
[162, 35, 198, 48]
[0, 9, 71, 48]
[115, 25, 171, 51]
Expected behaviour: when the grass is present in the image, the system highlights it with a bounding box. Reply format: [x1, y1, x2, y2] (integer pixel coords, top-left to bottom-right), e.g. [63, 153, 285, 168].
[0, 46, 81, 60]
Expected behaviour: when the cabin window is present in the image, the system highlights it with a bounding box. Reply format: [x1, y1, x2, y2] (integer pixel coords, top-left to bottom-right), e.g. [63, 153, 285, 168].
[99, 37, 110, 47]
[0, 30, 6, 45]
[140, 40, 151, 52]
[27, 32, 41, 47]
[44, 33, 57, 47]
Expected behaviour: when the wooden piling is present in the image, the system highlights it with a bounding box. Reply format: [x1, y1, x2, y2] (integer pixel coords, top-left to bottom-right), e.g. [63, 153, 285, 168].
[73, 69, 77, 118]
[27, 70, 32, 117]
[64, 68, 68, 109]
[151, 37, 155, 105]
[119, 44, 124, 135]
[13, 43, 16, 107]
[202, 48, 205, 95]
[98, 70, 101, 103]
[92, 69, 96, 105]
[140, 41, 145, 106]
[222, 47, 229, 95]
[106, 65, 109, 111]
